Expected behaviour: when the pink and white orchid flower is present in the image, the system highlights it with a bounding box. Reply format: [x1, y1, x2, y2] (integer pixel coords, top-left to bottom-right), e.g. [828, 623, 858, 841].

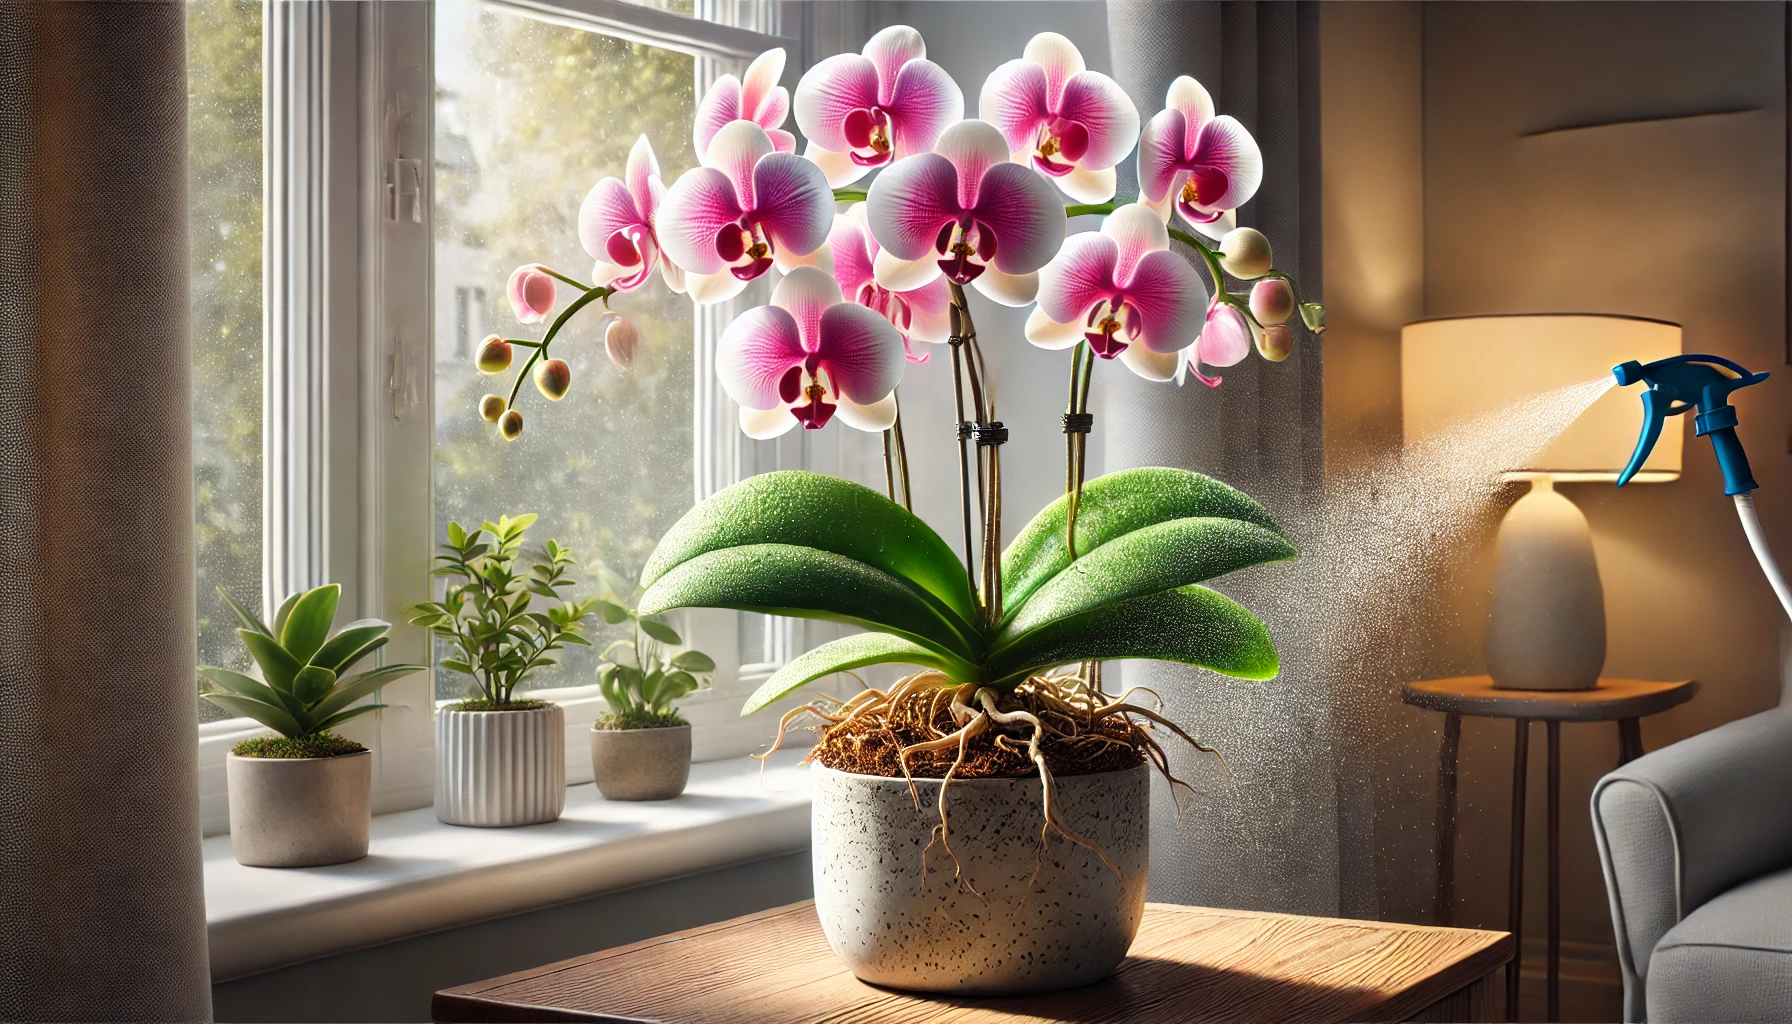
[827, 205, 949, 362]
[1027, 203, 1208, 382]
[978, 33, 1139, 204]
[695, 48, 795, 159]
[794, 26, 963, 188]
[1187, 300, 1256, 387]
[865, 119, 1066, 307]
[659, 120, 833, 304]
[716, 266, 907, 439]
[1138, 76, 1263, 240]
[507, 265, 556, 324]
[577, 135, 684, 294]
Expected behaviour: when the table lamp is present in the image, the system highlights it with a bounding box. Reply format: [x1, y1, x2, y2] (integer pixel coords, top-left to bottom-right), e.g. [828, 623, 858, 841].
[1402, 315, 1683, 690]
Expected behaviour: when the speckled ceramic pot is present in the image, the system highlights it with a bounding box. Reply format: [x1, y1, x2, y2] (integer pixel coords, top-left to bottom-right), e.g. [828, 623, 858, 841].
[435, 703, 565, 827]
[590, 723, 691, 800]
[811, 761, 1149, 994]
[226, 750, 371, 868]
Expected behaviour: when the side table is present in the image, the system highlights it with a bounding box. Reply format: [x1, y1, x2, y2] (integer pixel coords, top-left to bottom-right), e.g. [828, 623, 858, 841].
[1402, 676, 1697, 1023]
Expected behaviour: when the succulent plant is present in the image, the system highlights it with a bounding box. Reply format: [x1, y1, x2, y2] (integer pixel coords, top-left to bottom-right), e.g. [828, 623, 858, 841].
[201, 584, 424, 739]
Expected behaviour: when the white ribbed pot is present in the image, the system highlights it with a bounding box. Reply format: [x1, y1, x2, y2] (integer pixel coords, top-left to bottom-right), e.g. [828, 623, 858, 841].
[435, 703, 565, 827]
[226, 750, 371, 868]
[811, 761, 1149, 995]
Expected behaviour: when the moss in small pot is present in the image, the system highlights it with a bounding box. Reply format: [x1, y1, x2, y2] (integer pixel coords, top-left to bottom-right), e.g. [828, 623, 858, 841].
[232, 732, 366, 759]
[596, 708, 687, 731]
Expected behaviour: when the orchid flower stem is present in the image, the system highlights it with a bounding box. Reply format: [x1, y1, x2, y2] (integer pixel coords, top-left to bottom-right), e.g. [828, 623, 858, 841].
[503, 338, 542, 348]
[534, 266, 594, 291]
[832, 188, 869, 204]
[1065, 344, 1095, 560]
[946, 330, 978, 611]
[892, 393, 913, 512]
[505, 285, 615, 408]
[1064, 343, 1088, 557]
[881, 427, 897, 503]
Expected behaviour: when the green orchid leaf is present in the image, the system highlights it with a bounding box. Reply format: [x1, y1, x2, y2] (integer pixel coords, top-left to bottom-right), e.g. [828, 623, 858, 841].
[310, 703, 387, 735]
[639, 544, 982, 665]
[741, 632, 964, 715]
[217, 587, 272, 636]
[202, 693, 303, 738]
[292, 664, 337, 704]
[272, 591, 303, 637]
[995, 518, 1294, 644]
[310, 663, 424, 720]
[641, 471, 977, 628]
[239, 628, 303, 694]
[982, 584, 1279, 687]
[638, 618, 682, 645]
[279, 584, 341, 664]
[311, 619, 391, 671]
[1002, 468, 1284, 616]
[671, 650, 716, 673]
[199, 666, 302, 717]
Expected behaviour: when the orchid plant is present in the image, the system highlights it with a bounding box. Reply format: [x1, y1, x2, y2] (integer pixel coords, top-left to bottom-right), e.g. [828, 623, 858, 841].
[469, 28, 1322, 774]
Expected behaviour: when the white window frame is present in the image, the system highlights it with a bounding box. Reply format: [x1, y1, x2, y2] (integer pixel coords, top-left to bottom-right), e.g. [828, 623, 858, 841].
[200, 0, 880, 835]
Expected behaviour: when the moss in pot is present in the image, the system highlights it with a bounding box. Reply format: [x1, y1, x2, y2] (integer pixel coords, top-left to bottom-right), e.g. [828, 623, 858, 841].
[409, 513, 599, 827]
[201, 584, 423, 868]
[589, 590, 715, 801]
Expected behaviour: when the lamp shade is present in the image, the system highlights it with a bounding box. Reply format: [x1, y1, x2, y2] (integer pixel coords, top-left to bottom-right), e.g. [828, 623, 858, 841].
[1401, 314, 1683, 481]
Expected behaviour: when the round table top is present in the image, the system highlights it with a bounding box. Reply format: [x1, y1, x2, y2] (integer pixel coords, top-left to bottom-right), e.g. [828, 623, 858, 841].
[1401, 676, 1698, 722]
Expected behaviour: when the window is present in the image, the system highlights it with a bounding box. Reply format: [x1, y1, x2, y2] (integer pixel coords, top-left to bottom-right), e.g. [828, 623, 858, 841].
[187, 0, 263, 724]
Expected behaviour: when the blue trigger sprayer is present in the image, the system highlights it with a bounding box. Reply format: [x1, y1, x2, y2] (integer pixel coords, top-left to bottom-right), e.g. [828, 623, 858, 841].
[1613, 353, 1792, 621]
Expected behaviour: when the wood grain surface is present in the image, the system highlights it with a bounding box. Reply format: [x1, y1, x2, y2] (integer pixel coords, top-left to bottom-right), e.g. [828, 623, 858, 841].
[1402, 676, 1697, 722]
[434, 901, 1511, 1024]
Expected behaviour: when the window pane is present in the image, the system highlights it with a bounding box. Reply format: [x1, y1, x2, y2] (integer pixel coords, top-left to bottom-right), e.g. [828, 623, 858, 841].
[434, 2, 698, 701]
[188, 0, 263, 723]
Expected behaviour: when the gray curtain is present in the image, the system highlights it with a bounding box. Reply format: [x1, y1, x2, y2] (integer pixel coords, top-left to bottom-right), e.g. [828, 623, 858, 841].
[1100, 1, 1344, 916]
[0, 2, 212, 1021]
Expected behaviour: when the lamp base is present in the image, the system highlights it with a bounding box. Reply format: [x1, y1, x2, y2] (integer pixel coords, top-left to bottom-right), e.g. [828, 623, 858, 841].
[1485, 479, 1607, 691]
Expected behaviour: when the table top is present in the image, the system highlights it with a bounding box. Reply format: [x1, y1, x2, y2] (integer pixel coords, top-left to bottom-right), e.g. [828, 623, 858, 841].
[433, 900, 1511, 1024]
[1402, 676, 1698, 722]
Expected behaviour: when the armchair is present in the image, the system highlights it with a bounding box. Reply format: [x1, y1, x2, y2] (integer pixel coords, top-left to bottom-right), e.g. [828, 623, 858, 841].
[1592, 707, 1792, 1022]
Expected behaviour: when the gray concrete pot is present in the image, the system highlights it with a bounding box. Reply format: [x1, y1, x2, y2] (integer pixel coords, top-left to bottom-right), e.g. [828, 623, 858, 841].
[590, 723, 691, 800]
[435, 703, 565, 826]
[812, 761, 1149, 995]
[226, 749, 371, 868]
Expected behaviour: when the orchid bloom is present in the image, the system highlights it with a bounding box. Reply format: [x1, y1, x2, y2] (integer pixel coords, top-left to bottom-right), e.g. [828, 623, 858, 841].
[1027, 203, 1207, 382]
[865, 119, 1066, 307]
[577, 135, 684, 294]
[1187, 300, 1256, 387]
[507, 265, 555, 324]
[716, 266, 906, 439]
[826, 204, 949, 362]
[794, 26, 963, 188]
[695, 48, 794, 159]
[659, 120, 833, 304]
[1138, 76, 1263, 240]
[978, 33, 1139, 204]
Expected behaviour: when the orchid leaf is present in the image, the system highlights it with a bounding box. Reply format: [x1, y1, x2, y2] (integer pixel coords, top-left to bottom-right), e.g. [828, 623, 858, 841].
[642, 471, 977, 628]
[742, 633, 965, 715]
[1002, 468, 1284, 616]
[639, 544, 982, 664]
[982, 584, 1279, 687]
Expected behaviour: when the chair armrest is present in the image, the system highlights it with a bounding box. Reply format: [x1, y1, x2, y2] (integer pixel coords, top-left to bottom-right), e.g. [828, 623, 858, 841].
[1591, 708, 1792, 1020]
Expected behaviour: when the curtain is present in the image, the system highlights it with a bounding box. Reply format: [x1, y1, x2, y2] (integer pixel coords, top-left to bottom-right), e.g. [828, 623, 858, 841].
[0, 2, 212, 1020]
[1100, 0, 1349, 916]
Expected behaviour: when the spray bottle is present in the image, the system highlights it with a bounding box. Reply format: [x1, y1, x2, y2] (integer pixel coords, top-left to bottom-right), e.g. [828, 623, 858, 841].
[1613, 353, 1792, 621]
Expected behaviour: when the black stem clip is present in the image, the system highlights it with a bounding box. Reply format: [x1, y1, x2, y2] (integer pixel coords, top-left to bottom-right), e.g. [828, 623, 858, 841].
[1061, 412, 1094, 435]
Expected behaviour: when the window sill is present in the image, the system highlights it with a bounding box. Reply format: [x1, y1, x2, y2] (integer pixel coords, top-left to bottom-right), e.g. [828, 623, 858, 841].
[204, 751, 812, 983]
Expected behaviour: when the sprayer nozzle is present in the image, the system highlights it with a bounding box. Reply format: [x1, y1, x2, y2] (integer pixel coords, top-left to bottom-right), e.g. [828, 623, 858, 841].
[1612, 360, 1643, 387]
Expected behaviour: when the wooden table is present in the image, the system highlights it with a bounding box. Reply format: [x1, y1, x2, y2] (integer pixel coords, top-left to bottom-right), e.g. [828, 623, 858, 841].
[434, 900, 1512, 1024]
[1402, 676, 1697, 1022]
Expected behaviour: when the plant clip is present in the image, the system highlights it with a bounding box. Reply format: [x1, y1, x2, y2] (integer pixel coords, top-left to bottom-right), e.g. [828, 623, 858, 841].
[972, 421, 1009, 447]
[1061, 412, 1094, 435]
[957, 420, 974, 441]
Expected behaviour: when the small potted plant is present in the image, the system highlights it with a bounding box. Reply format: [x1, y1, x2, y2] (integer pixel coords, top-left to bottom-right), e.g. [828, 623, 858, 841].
[201, 584, 423, 868]
[408, 513, 597, 827]
[590, 589, 715, 801]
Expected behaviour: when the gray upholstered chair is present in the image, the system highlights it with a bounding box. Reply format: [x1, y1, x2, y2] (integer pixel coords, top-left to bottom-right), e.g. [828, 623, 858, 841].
[1592, 707, 1792, 1022]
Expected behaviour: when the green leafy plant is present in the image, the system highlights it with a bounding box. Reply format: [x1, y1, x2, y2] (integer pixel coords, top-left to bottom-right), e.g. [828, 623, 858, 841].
[637, 467, 1294, 714]
[407, 513, 598, 708]
[200, 584, 424, 755]
[592, 585, 716, 730]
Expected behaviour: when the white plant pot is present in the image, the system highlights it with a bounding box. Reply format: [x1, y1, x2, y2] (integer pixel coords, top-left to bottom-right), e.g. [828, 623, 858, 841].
[590, 723, 691, 801]
[435, 703, 565, 827]
[226, 750, 371, 868]
[811, 761, 1149, 994]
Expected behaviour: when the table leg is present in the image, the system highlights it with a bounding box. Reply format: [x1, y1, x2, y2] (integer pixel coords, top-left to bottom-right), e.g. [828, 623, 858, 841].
[1437, 712, 1461, 927]
[1507, 718, 1529, 1023]
[1547, 721, 1561, 1023]
[1618, 718, 1644, 765]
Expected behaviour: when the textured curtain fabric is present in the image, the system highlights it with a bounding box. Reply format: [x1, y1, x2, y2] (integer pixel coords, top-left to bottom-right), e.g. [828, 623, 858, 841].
[1099, 1, 1344, 916]
[0, 2, 212, 1021]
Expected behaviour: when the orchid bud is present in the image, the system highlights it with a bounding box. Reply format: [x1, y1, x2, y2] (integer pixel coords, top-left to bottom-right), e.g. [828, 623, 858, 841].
[1256, 324, 1294, 363]
[475, 335, 513, 375]
[498, 409, 524, 441]
[506, 265, 556, 324]
[534, 357, 572, 401]
[479, 394, 507, 423]
[605, 317, 638, 370]
[1300, 302, 1327, 334]
[1249, 279, 1294, 325]
[1218, 227, 1273, 280]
